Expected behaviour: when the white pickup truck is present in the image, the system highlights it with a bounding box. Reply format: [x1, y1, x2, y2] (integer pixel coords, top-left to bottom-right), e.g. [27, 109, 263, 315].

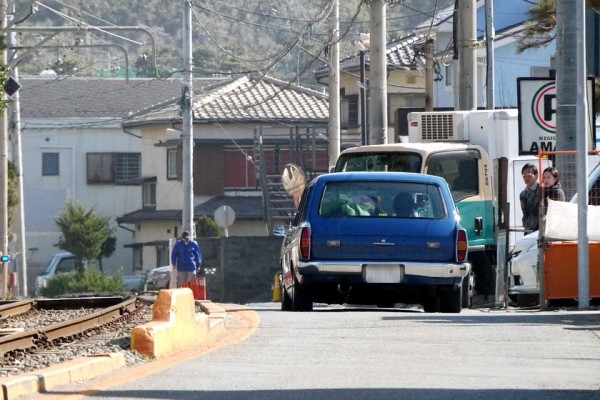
[34, 252, 146, 296]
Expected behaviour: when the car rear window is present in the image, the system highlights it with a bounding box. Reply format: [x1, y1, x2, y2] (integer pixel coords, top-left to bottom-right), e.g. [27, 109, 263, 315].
[335, 152, 422, 172]
[319, 181, 447, 219]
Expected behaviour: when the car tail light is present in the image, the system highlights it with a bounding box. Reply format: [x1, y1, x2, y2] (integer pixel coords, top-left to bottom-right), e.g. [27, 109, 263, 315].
[300, 227, 311, 260]
[456, 229, 468, 262]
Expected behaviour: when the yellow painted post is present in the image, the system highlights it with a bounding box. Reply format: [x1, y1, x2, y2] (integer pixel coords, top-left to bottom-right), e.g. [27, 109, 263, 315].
[271, 274, 281, 302]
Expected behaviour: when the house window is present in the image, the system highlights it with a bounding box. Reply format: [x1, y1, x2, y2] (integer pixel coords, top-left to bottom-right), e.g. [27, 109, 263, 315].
[42, 152, 59, 176]
[341, 95, 359, 128]
[87, 152, 141, 184]
[445, 65, 452, 87]
[143, 178, 156, 209]
[167, 148, 178, 179]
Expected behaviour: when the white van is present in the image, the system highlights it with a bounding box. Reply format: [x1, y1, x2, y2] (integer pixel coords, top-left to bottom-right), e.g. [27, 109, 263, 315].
[34, 252, 146, 296]
[34, 252, 77, 296]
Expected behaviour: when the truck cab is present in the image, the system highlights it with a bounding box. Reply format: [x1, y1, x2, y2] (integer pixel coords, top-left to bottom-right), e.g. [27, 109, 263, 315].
[335, 142, 493, 250]
[334, 109, 544, 302]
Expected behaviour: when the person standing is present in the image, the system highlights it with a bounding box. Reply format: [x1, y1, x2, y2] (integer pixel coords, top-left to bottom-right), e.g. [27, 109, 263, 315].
[171, 231, 202, 286]
[542, 166, 566, 214]
[519, 163, 540, 233]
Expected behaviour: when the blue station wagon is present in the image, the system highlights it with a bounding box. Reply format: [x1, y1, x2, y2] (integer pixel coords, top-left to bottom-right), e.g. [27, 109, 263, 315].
[277, 172, 471, 312]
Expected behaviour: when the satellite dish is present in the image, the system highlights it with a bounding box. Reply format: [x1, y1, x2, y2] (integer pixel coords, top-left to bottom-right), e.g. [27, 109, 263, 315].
[281, 164, 306, 198]
[214, 205, 236, 229]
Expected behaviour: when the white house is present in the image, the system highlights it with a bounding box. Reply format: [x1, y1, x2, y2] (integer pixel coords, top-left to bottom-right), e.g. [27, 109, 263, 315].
[415, 0, 556, 109]
[118, 75, 329, 271]
[17, 77, 224, 291]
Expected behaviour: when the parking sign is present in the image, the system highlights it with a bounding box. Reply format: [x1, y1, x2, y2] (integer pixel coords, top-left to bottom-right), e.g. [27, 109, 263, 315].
[517, 77, 596, 155]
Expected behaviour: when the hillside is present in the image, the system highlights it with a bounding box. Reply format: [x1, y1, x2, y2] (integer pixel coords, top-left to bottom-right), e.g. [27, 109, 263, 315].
[12, 0, 452, 87]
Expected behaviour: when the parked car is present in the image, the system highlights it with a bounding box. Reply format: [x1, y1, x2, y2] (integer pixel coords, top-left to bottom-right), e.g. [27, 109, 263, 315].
[35, 252, 78, 296]
[509, 161, 600, 306]
[275, 172, 471, 312]
[146, 265, 172, 290]
[35, 252, 146, 296]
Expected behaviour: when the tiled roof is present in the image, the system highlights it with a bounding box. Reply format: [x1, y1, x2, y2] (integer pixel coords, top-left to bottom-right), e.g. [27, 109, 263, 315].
[18, 77, 226, 119]
[123, 75, 329, 127]
[117, 195, 263, 224]
[315, 34, 427, 79]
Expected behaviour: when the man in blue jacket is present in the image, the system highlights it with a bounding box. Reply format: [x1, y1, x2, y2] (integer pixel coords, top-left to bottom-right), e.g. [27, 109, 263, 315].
[171, 231, 202, 286]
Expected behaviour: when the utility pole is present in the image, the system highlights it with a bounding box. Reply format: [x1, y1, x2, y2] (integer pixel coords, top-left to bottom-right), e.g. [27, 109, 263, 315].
[457, 0, 477, 110]
[0, 0, 8, 297]
[556, 0, 589, 309]
[424, 38, 434, 111]
[8, 9, 26, 297]
[327, 0, 340, 171]
[368, 0, 387, 144]
[485, 0, 495, 110]
[182, 0, 194, 237]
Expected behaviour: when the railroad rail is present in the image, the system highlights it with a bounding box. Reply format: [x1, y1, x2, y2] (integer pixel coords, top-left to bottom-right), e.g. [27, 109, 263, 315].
[0, 296, 139, 357]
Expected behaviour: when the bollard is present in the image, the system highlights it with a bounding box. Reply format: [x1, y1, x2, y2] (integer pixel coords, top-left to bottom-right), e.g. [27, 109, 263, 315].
[271, 273, 282, 302]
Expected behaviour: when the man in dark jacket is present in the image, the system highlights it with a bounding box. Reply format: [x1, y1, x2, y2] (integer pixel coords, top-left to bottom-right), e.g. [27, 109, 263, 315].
[519, 163, 540, 233]
[170, 231, 202, 286]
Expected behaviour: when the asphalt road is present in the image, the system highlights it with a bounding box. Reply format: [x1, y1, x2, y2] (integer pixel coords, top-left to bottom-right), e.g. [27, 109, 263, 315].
[32, 303, 600, 400]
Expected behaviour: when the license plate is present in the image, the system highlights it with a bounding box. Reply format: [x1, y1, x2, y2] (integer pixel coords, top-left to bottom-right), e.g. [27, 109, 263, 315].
[363, 264, 404, 283]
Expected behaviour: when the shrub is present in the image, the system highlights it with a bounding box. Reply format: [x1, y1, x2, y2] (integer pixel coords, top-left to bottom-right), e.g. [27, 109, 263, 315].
[40, 269, 126, 297]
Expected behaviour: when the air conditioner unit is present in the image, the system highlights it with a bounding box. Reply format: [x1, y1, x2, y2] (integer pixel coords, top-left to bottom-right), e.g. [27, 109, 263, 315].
[418, 112, 469, 142]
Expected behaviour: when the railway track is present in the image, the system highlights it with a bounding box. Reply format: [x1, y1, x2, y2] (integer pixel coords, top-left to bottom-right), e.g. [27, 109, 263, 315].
[0, 296, 140, 362]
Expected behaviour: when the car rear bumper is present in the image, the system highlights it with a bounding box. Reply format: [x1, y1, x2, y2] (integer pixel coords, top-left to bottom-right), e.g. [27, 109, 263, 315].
[296, 260, 470, 283]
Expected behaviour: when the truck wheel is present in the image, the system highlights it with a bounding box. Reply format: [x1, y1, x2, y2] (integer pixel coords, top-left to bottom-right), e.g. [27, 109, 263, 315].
[440, 285, 462, 313]
[291, 275, 313, 311]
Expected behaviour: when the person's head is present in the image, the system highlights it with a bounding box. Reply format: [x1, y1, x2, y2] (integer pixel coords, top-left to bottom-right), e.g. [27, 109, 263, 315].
[182, 231, 191, 242]
[543, 166, 560, 187]
[521, 163, 538, 188]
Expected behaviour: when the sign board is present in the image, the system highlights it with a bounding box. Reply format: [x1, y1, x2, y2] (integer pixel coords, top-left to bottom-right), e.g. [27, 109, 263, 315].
[517, 77, 596, 155]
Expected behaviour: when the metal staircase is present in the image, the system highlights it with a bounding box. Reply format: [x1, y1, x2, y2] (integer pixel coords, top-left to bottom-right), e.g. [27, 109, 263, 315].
[253, 128, 328, 232]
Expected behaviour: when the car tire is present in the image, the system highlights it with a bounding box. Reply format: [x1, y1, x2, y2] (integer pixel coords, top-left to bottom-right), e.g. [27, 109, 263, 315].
[281, 276, 292, 311]
[440, 284, 462, 313]
[291, 274, 313, 311]
[423, 295, 440, 313]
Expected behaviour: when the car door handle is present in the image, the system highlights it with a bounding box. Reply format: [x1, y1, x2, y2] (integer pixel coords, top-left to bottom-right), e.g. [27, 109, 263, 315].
[373, 242, 395, 246]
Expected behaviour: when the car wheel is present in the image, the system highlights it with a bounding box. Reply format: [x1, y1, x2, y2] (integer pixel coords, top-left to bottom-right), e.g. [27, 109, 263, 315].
[281, 276, 292, 311]
[461, 272, 474, 309]
[440, 284, 462, 313]
[423, 295, 440, 313]
[291, 274, 313, 311]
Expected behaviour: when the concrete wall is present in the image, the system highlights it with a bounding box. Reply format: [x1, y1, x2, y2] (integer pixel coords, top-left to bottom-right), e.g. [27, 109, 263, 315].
[196, 236, 282, 304]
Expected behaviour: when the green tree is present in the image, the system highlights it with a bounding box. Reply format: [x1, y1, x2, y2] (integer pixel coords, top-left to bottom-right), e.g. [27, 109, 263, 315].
[55, 202, 116, 274]
[195, 216, 222, 238]
[518, 0, 600, 52]
[7, 161, 19, 242]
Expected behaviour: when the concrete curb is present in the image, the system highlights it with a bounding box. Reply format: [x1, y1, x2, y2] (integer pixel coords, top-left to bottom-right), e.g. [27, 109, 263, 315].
[0, 295, 227, 400]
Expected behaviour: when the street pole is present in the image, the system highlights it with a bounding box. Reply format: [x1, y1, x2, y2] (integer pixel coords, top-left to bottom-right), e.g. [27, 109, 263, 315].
[574, 2, 590, 310]
[0, 0, 8, 297]
[8, 10, 26, 297]
[485, 0, 495, 110]
[182, 0, 194, 237]
[327, 0, 340, 171]
[425, 38, 434, 111]
[359, 49, 367, 145]
[457, 0, 476, 110]
[368, 0, 387, 144]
